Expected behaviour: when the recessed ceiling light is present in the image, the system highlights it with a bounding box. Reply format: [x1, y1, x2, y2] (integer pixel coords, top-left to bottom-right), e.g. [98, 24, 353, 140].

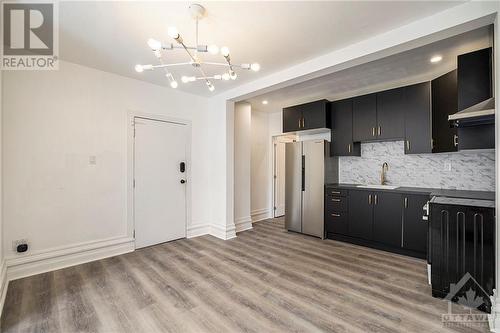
[262, 100, 268, 105]
[430, 55, 442, 63]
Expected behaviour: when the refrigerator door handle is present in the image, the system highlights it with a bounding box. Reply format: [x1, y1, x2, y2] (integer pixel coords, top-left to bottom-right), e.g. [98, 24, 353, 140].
[301, 155, 305, 191]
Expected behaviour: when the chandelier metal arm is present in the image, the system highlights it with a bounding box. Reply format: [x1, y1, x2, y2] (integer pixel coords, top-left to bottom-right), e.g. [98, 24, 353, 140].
[135, 4, 259, 92]
[173, 33, 214, 88]
[149, 62, 193, 69]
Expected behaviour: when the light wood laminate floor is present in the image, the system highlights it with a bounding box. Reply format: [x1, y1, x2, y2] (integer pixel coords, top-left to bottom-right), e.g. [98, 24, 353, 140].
[1, 218, 490, 333]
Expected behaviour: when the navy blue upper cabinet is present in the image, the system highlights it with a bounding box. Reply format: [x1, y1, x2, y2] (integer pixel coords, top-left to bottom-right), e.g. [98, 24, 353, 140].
[404, 82, 432, 154]
[352, 94, 377, 142]
[330, 99, 360, 156]
[376, 87, 405, 140]
[352, 88, 407, 142]
[431, 70, 458, 153]
[458, 47, 492, 111]
[282, 100, 330, 133]
[282, 104, 303, 133]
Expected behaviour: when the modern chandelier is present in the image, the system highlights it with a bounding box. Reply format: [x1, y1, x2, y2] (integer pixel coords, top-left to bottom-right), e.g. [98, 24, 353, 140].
[134, 4, 260, 92]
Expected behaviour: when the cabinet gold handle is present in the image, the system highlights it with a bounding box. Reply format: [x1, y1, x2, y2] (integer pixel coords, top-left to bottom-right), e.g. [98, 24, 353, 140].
[378, 126, 381, 136]
[302, 118, 305, 128]
[372, 127, 376, 136]
[331, 198, 341, 202]
[374, 194, 378, 205]
[404, 197, 408, 208]
[368, 194, 372, 205]
[331, 213, 341, 217]
[406, 140, 410, 151]
[453, 134, 458, 147]
[331, 191, 341, 195]
[348, 144, 351, 153]
[298, 119, 301, 128]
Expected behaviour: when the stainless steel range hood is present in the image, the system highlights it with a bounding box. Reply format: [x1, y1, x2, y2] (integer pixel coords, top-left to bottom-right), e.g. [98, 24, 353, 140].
[448, 97, 495, 127]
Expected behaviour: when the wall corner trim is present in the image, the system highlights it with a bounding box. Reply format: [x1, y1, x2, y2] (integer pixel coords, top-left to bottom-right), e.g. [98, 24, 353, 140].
[210, 223, 236, 240]
[235, 216, 253, 233]
[5, 236, 134, 281]
[187, 223, 211, 238]
[251, 208, 272, 223]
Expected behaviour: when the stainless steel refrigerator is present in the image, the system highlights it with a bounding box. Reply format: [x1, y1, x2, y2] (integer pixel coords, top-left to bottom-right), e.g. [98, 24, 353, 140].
[285, 140, 324, 238]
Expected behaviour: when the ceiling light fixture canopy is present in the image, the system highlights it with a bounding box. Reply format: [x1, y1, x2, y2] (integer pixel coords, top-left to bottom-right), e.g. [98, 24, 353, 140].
[134, 4, 260, 92]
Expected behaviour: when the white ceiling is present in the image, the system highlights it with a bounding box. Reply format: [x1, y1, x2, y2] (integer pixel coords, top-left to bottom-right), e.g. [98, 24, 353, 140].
[59, 1, 465, 97]
[247, 26, 492, 113]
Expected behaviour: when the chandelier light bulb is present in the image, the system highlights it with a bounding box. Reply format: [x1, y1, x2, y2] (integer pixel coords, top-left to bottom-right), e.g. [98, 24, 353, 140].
[135, 64, 144, 73]
[230, 71, 237, 80]
[220, 46, 230, 57]
[181, 76, 196, 83]
[147, 38, 162, 51]
[221, 73, 230, 81]
[168, 26, 179, 39]
[206, 81, 215, 92]
[250, 63, 260, 72]
[207, 44, 219, 55]
[170, 80, 179, 89]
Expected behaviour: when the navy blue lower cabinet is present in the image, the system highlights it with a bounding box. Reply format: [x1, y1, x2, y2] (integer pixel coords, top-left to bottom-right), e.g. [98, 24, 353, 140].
[401, 194, 429, 254]
[372, 191, 402, 248]
[325, 187, 428, 259]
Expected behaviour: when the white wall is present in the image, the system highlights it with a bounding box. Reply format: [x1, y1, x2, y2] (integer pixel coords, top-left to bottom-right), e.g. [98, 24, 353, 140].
[233, 102, 252, 231]
[2, 61, 212, 263]
[0, 67, 6, 307]
[250, 110, 282, 222]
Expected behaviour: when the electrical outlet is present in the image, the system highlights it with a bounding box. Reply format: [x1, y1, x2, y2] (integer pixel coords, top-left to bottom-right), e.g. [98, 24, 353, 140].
[12, 239, 29, 253]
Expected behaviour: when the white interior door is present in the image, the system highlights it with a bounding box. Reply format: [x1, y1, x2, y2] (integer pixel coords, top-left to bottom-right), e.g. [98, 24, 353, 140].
[134, 117, 187, 249]
[274, 141, 286, 217]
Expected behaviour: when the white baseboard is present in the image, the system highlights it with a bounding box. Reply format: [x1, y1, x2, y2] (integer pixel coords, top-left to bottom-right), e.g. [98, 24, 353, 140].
[234, 216, 253, 233]
[6, 236, 135, 281]
[187, 223, 211, 238]
[0, 260, 8, 319]
[251, 208, 272, 223]
[210, 223, 236, 240]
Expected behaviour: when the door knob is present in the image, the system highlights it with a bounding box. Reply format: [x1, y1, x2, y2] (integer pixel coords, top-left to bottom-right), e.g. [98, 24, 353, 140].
[180, 179, 186, 184]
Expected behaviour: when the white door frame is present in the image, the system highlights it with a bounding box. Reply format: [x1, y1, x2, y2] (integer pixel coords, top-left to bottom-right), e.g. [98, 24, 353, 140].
[127, 112, 192, 249]
[272, 134, 295, 218]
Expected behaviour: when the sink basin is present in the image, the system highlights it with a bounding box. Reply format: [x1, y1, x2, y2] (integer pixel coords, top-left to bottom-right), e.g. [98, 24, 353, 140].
[356, 184, 400, 190]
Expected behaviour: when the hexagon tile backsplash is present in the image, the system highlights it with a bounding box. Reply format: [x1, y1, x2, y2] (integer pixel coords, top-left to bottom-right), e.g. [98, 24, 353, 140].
[338, 141, 495, 191]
